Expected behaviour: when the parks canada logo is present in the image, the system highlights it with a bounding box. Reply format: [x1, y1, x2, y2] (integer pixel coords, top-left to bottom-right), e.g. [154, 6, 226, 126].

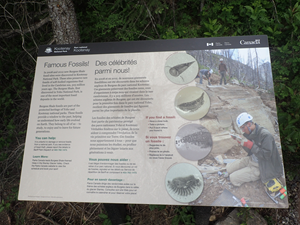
[240, 39, 260, 45]
[45, 47, 52, 53]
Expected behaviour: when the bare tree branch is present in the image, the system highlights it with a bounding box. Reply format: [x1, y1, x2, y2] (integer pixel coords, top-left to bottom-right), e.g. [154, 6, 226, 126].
[200, 0, 205, 12]
[36, 213, 60, 225]
[142, 0, 161, 39]
[138, 21, 152, 39]
[25, 3, 39, 49]
[1, 3, 36, 62]
[48, 37, 56, 45]
[172, 0, 176, 31]
[0, 16, 50, 38]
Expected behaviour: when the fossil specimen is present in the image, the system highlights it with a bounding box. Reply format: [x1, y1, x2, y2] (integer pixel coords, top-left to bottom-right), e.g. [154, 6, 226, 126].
[177, 92, 204, 112]
[167, 61, 195, 81]
[176, 129, 212, 148]
[168, 175, 201, 196]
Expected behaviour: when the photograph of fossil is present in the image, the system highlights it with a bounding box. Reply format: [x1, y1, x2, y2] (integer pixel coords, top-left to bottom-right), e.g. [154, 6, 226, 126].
[165, 163, 204, 203]
[174, 86, 210, 120]
[175, 124, 213, 161]
[177, 92, 204, 113]
[164, 53, 198, 84]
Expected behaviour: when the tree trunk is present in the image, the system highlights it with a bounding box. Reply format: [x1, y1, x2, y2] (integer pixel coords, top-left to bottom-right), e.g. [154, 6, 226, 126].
[254, 48, 260, 88]
[47, 0, 80, 44]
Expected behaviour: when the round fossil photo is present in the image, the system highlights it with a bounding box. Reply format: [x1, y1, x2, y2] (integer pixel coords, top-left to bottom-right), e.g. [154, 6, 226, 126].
[174, 86, 210, 120]
[164, 53, 199, 85]
[165, 163, 204, 203]
[175, 124, 213, 161]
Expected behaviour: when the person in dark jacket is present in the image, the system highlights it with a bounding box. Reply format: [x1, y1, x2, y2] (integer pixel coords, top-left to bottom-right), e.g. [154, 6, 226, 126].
[226, 112, 283, 188]
[218, 58, 227, 85]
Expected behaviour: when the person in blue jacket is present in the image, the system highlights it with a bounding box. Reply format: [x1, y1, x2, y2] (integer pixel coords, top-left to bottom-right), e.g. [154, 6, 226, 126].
[197, 69, 213, 85]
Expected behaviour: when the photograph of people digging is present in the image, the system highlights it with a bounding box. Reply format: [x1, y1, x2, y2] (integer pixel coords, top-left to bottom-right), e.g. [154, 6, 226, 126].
[186, 48, 288, 208]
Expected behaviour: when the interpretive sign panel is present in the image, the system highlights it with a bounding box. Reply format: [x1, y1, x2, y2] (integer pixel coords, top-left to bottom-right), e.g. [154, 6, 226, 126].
[19, 36, 288, 208]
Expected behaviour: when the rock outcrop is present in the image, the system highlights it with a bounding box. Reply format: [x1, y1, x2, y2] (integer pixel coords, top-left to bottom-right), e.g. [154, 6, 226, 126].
[197, 82, 276, 156]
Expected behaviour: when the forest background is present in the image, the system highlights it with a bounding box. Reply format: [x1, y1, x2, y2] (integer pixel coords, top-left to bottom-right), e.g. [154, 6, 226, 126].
[0, 0, 300, 224]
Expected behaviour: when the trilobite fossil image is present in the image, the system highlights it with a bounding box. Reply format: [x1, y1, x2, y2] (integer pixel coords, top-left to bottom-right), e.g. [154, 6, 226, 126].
[168, 175, 201, 196]
[166, 163, 204, 203]
[177, 92, 204, 113]
[164, 53, 198, 85]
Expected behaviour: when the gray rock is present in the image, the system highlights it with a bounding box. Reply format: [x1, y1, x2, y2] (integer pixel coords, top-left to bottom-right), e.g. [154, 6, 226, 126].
[215, 208, 267, 225]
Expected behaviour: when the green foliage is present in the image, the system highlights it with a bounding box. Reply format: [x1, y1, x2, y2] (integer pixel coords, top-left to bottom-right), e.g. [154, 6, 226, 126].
[264, 215, 275, 225]
[172, 206, 195, 225]
[99, 213, 112, 225]
[161, 27, 179, 39]
[0, 200, 11, 213]
[270, 8, 300, 172]
[98, 212, 132, 225]
[76, 0, 203, 41]
[0, 185, 19, 214]
[149, 204, 166, 211]
[15, 208, 26, 225]
[237, 208, 253, 224]
[7, 186, 19, 202]
[243, 1, 269, 34]
[125, 215, 132, 224]
[203, 19, 222, 37]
